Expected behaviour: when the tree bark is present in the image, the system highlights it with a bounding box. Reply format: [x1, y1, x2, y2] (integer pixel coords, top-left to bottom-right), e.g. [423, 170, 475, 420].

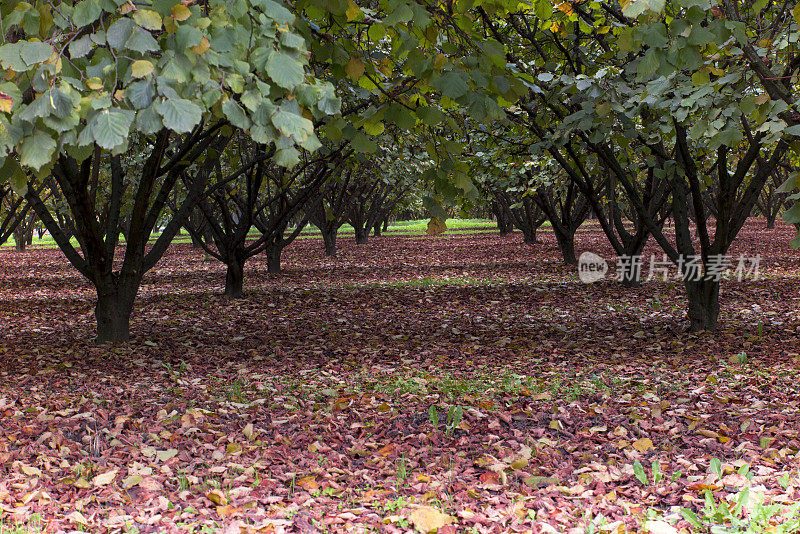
[265, 245, 282, 273]
[354, 225, 368, 244]
[95, 289, 134, 343]
[766, 213, 777, 229]
[522, 227, 537, 244]
[684, 278, 720, 331]
[224, 258, 245, 298]
[554, 228, 577, 265]
[322, 228, 337, 257]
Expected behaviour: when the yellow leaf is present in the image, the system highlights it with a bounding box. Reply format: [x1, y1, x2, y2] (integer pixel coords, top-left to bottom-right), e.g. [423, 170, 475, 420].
[171, 4, 191, 21]
[346, 0, 361, 21]
[216, 505, 242, 517]
[66, 511, 89, 526]
[297, 476, 319, 491]
[131, 60, 154, 78]
[92, 469, 118, 487]
[19, 463, 42, 477]
[226, 443, 243, 455]
[755, 93, 770, 105]
[206, 488, 227, 505]
[122, 475, 143, 489]
[407, 506, 455, 534]
[86, 77, 103, 90]
[133, 9, 162, 30]
[74, 477, 90, 489]
[190, 35, 210, 55]
[119, 1, 136, 14]
[156, 448, 178, 461]
[345, 56, 365, 80]
[557, 2, 574, 15]
[164, 15, 176, 33]
[243, 422, 254, 440]
[794, 3, 800, 25]
[644, 520, 678, 534]
[632, 437, 654, 452]
[697, 428, 720, 439]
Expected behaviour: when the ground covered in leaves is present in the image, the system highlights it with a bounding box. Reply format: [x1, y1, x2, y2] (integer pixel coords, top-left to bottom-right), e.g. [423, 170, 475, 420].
[1, 221, 800, 534]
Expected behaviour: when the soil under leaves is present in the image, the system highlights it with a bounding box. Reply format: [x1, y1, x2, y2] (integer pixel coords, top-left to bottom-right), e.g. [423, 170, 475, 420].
[1, 221, 800, 533]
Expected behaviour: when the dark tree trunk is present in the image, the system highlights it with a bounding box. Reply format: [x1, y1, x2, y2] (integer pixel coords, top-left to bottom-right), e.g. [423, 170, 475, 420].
[554, 228, 577, 265]
[684, 278, 720, 331]
[265, 245, 282, 273]
[382, 218, 389, 232]
[522, 227, 537, 244]
[224, 258, 245, 298]
[95, 290, 134, 344]
[13, 225, 25, 251]
[354, 225, 368, 244]
[322, 229, 337, 257]
[373, 223, 382, 237]
[766, 213, 777, 229]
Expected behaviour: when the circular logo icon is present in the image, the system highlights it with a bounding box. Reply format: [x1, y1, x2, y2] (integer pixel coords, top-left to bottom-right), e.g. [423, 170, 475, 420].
[578, 252, 607, 283]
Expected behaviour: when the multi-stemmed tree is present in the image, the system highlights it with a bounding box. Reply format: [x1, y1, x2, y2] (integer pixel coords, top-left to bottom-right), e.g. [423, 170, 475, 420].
[2, 0, 336, 341]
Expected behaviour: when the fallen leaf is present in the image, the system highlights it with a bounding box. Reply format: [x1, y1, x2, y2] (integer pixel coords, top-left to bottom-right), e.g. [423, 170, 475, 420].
[407, 506, 455, 533]
[92, 469, 118, 487]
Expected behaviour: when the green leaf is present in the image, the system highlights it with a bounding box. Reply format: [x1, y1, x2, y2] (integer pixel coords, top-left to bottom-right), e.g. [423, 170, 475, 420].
[20, 42, 53, 66]
[106, 18, 134, 49]
[274, 146, 299, 167]
[126, 25, 159, 54]
[19, 131, 57, 170]
[383, 4, 413, 26]
[351, 131, 376, 153]
[782, 201, 800, 224]
[266, 51, 305, 90]
[222, 99, 251, 130]
[709, 458, 722, 479]
[777, 172, 798, 193]
[432, 71, 469, 100]
[156, 98, 203, 133]
[0, 44, 26, 72]
[637, 49, 660, 78]
[68, 35, 93, 59]
[633, 461, 648, 485]
[88, 109, 132, 150]
[18, 88, 73, 122]
[271, 106, 312, 142]
[643, 23, 668, 48]
[1, 157, 27, 196]
[72, 0, 102, 27]
[259, 0, 295, 25]
[385, 103, 415, 131]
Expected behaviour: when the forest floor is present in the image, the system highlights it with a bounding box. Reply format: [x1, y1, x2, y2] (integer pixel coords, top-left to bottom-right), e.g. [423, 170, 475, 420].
[1, 220, 800, 534]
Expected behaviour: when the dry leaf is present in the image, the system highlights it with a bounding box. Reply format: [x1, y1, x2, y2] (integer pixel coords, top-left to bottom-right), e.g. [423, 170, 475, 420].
[407, 506, 455, 533]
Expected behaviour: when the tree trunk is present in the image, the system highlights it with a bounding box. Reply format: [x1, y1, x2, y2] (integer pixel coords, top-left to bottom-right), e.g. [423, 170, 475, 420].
[554, 228, 577, 265]
[766, 213, 777, 229]
[224, 258, 245, 298]
[13, 224, 25, 251]
[373, 223, 382, 237]
[322, 229, 337, 257]
[382, 218, 389, 232]
[684, 278, 720, 331]
[522, 227, 537, 244]
[354, 226, 368, 244]
[95, 290, 134, 344]
[266, 245, 282, 273]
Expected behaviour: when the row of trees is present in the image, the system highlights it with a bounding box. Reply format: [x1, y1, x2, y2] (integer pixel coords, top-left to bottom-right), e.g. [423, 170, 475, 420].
[2, 0, 800, 342]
